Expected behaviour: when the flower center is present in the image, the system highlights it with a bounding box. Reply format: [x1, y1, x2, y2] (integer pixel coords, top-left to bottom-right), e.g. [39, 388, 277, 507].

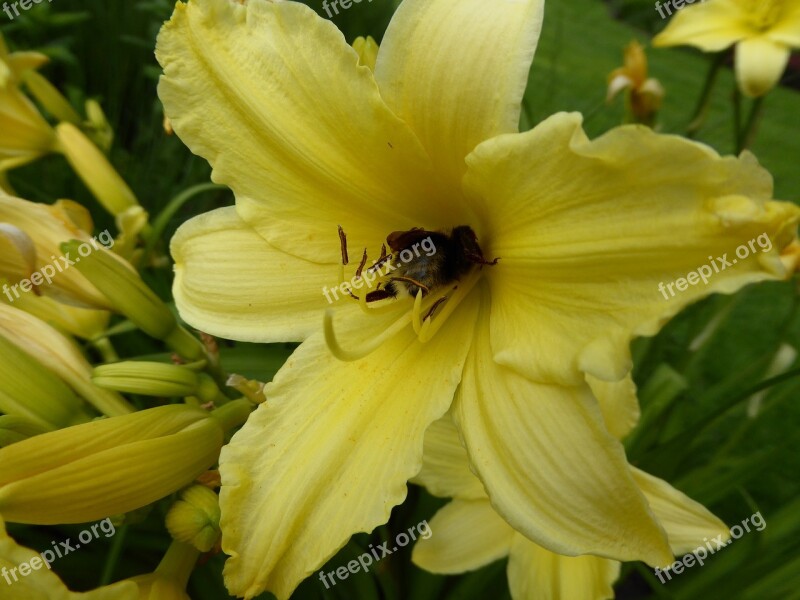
[739, 0, 784, 29]
[323, 225, 496, 361]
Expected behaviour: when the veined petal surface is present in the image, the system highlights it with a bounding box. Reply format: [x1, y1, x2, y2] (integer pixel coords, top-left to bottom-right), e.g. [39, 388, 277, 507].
[375, 0, 544, 187]
[464, 112, 800, 384]
[218, 293, 480, 599]
[171, 207, 358, 342]
[453, 285, 672, 567]
[507, 535, 620, 600]
[652, 0, 754, 50]
[157, 0, 457, 264]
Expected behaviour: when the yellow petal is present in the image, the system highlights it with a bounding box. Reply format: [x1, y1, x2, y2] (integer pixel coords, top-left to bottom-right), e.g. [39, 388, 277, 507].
[507, 534, 620, 600]
[1, 291, 109, 340]
[0, 405, 224, 524]
[218, 293, 480, 599]
[453, 284, 672, 566]
[464, 112, 800, 384]
[587, 373, 640, 440]
[652, 0, 752, 51]
[412, 498, 514, 573]
[0, 516, 139, 600]
[374, 0, 544, 187]
[767, 2, 800, 45]
[156, 0, 455, 263]
[0, 87, 54, 169]
[632, 468, 730, 555]
[171, 207, 357, 342]
[735, 36, 790, 97]
[412, 414, 486, 500]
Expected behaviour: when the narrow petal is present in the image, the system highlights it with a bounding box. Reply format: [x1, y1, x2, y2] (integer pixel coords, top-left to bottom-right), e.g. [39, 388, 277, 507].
[464, 112, 800, 384]
[507, 534, 620, 600]
[375, 0, 543, 188]
[632, 468, 730, 555]
[171, 207, 358, 343]
[454, 285, 672, 566]
[218, 293, 481, 599]
[412, 415, 486, 500]
[412, 499, 514, 574]
[652, 0, 753, 50]
[157, 0, 456, 263]
[735, 37, 790, 97]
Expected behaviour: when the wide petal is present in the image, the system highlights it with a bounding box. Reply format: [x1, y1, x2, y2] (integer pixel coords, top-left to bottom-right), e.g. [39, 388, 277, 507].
[412, 498, 514, 574]
[454, 285, 672, 567]
[507, 534, 620, 600]
[767, 3, 800, 46]
[374, 0, 544, 188]
[218, 293, 481, 599]
[157, 0, 456, 264]
[464, 112, 800, 384]
[171, 206, 360, 343]
[652, 0, 752, 51]
[735, 36, 790, 97]
[412, 414, 486, 500]
[632, 468, 730, 555]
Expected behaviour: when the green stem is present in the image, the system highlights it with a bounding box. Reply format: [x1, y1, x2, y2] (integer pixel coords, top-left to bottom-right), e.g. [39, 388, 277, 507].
[155, 540, 200, 589]
[210, 398, 253, 432]
[738, 95, 765, 152]
[142, 183, 227, 263]
[686, 53, 725, 138]
[733, 83, 743, 152]
[90, 336, 119, 363]
[99, 524, 128, 585]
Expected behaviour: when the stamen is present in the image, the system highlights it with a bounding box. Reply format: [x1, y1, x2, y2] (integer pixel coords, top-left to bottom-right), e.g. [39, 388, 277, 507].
[355, 249, 368, 278]
[324, 308, 411, 361]
[338, 225, 349, 265]
[412, 289, 424, 335]
[418, 276, 480, 343]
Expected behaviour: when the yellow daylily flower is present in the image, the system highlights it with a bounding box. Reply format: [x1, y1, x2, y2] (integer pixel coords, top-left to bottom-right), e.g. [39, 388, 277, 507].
[412, 417, 730, 600]
[0, 193, 114, 309]
[0, 36, 55, 171]
[157, 0, 800, 597]
[0, 515, 138, 600]
[607, 40, 665, 126]
[0, 401, 250, 524]
[653, 0, 800, 97]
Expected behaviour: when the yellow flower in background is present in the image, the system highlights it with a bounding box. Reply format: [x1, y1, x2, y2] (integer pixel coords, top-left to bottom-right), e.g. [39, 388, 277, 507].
[0, 401, 250, 524]
[157, 0, 800, 597]
[653, 0, 800, 97]
[0, 193, 113, 309]
[412, 416, 729, 600]
[607, 40, 665, 126]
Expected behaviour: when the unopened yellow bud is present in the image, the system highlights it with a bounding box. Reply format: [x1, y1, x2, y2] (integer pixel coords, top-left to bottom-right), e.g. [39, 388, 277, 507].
[166, 485, 221, 552]
[0, 415, 49, 448]
[0, 401, 251, 524]
[21, 69, 82, 124]
[54, 122, 139, 217]
[63, 239, 205, 360]
[93, 361, 223, 402]
[84, 98, 114, 152]
[0, 303, 134, 417]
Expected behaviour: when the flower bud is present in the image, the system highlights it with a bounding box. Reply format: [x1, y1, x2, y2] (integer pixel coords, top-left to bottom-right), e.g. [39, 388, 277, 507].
[166, 485, 221, 552]
[0, 402, 250, 524]
[93, 361, 222, 402]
